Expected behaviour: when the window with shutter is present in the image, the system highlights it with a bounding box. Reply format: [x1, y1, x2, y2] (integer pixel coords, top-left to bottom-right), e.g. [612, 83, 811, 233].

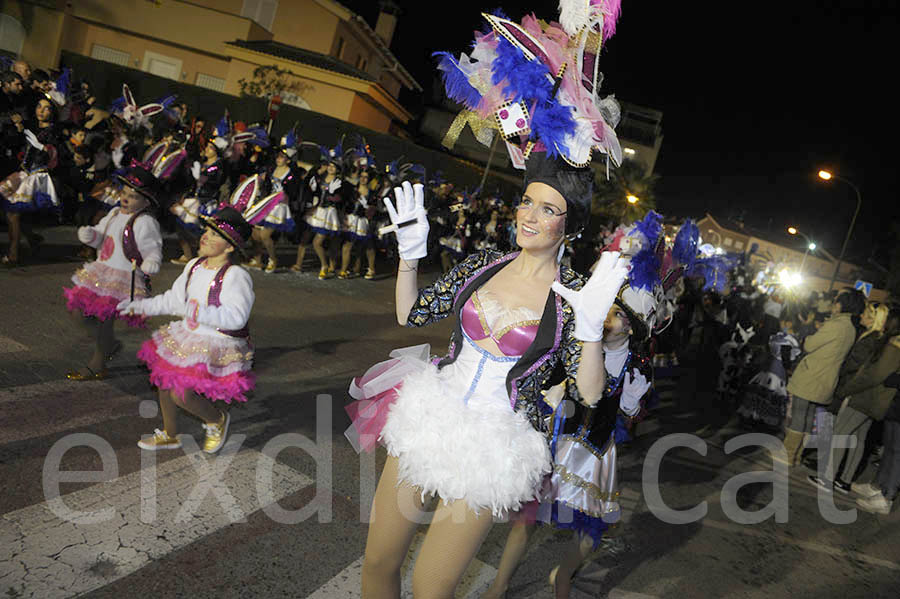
[90, 44, 131, 67]
[196, 73, 226, 92]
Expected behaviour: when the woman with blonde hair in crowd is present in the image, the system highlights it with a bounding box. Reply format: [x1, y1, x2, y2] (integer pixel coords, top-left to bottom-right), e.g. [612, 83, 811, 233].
[809, 306, 900, 494]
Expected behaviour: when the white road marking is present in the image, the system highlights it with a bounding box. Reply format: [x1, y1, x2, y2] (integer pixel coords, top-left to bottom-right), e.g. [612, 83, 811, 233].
[0, 447, 313, 598]
[0, 380, 268, 444]
[0, 336, 28, 353]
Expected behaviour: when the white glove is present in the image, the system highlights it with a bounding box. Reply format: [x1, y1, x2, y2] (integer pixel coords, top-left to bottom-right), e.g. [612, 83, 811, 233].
[112, 146, 124, 169]
[77, 227, 96, 245]
[736, 322, 755, 344]
[191, 161, 201, 180]
[620, 368, 651, 416]
[140, 258, 160, 275]
[116, 299, 143, 315]
[551, 251, 630, 342]
[383, 181, 429, 261]
[23, 129, 44, 151]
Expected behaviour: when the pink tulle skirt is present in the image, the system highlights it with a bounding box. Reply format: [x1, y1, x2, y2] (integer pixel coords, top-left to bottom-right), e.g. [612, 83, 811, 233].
[344, 344, 433, 453]
[64, 262, 149, 327]
[138, 321, 255, 403]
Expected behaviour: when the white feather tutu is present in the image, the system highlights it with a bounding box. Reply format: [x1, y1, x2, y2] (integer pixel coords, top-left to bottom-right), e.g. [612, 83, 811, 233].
[380, 334, 551, 517]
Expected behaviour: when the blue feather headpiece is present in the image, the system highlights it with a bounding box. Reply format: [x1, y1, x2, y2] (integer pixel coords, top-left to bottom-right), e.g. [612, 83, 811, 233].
[214, 115, 230, 139]
[320, 137, 346, 165]
[433, 7, 623, 169]
[55, 68, 71, 97]
[246, 126, 269, 148]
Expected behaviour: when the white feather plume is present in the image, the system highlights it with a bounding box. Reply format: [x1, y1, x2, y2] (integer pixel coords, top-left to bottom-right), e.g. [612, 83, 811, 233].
[558, 0, 590, 36]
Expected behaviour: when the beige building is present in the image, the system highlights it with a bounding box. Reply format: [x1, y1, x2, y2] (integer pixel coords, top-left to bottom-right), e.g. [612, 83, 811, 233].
[697, 214, 884, 299]
[1, 0, 421, 134]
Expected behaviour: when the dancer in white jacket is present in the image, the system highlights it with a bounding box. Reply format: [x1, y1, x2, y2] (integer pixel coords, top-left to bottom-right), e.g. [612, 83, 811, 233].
[119, 207, 255, 454]
[64, 165, 163, 380]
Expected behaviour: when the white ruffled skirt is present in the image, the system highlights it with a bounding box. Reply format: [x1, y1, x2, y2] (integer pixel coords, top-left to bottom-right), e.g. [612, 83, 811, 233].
[379, 334, 551, 517]
[309, 205, 341, 235]
[345, 214, 371, 240]
[0, 170, 58, 212]
[259, 202, 295, 232]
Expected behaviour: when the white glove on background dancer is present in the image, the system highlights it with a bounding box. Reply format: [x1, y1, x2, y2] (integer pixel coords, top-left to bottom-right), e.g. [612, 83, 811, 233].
[23, 129, 44, 151]
[191, 161, 202, 180]
[383, 181, 429, 261]
[551, 251, 630, 342]
[620, 369, 651, 416]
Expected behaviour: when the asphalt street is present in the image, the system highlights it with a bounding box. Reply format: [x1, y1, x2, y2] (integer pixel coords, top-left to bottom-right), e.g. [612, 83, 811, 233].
[1, 227, 898, 598]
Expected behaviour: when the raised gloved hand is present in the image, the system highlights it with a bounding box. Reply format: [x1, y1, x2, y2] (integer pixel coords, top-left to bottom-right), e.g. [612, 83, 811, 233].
[620, 368, 651, 416]
[23, 129, 44, 151]
[736, 322, 755, 345]
[77, 227, 96, 245]
[551, 251, 630, 342]
[383, 181, 429, 261]
[191, 161, 201, 180]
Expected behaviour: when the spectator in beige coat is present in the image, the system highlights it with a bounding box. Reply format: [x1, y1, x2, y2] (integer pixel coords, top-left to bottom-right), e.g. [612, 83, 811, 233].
[780, 289, 866, 465]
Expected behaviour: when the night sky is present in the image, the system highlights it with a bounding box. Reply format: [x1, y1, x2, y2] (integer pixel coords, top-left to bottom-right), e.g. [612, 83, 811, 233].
[343, 0, 899, 265]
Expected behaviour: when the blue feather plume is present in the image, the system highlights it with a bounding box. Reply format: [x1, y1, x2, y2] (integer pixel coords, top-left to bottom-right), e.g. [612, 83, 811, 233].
[673, 219, 699, 267]
[284, 129, 296, 148]
[55, 68, 71, 96]
[247, 127, 269, 148]
[531, 102, 576, 158]
[109, 96, 126, 113]
[214, 115, 229, 138]
[629, 247, 661, 292]
[433, 52, 483, 109]
[689, 255, 737, 293]
[491, 37, 552, 104]
[634, 211, 663, 247]
[156, 94, 177, 108]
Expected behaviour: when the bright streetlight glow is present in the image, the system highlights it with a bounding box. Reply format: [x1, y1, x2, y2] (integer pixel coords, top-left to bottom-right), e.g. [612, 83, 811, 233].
[788, 227, 798, 235]
[809, 242, 817, 251]
[624, 147, 636, 155]
[626, 194, 639, 204]
[818, 170, 833, 180]
[779, 269, 802, 288]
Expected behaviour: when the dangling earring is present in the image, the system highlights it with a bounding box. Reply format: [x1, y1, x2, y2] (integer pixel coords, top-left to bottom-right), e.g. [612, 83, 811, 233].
[557, 241, 566, 263]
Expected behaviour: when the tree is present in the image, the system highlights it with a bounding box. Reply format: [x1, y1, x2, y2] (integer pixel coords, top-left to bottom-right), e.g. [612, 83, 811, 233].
[237, 65, 313, 102]
[591, 159, 659, 227]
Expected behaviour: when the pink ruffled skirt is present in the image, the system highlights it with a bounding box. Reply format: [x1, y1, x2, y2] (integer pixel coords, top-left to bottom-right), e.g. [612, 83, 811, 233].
[344, 344, 433, 453]
[138, 321, 255, 403]
[63, 261, 148, 327]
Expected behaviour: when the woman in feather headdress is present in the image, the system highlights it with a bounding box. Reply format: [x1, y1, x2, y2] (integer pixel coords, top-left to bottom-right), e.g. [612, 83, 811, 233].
[341, 3, 641, 596]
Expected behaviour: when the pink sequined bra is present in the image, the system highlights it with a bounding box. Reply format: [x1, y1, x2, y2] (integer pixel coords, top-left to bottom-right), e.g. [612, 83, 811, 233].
[461, 289, 540, 357]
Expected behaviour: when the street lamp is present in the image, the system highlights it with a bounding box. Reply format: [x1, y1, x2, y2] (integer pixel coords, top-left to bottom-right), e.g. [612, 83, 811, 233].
[626, 194, 639, 204]
[787, 226, 817, 276]
[817, 169, 862, 291]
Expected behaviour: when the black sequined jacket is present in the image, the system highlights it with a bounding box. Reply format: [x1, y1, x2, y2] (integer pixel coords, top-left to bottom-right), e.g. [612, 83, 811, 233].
[550, 349, 653, 457]
[406, 249, 587, 436]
